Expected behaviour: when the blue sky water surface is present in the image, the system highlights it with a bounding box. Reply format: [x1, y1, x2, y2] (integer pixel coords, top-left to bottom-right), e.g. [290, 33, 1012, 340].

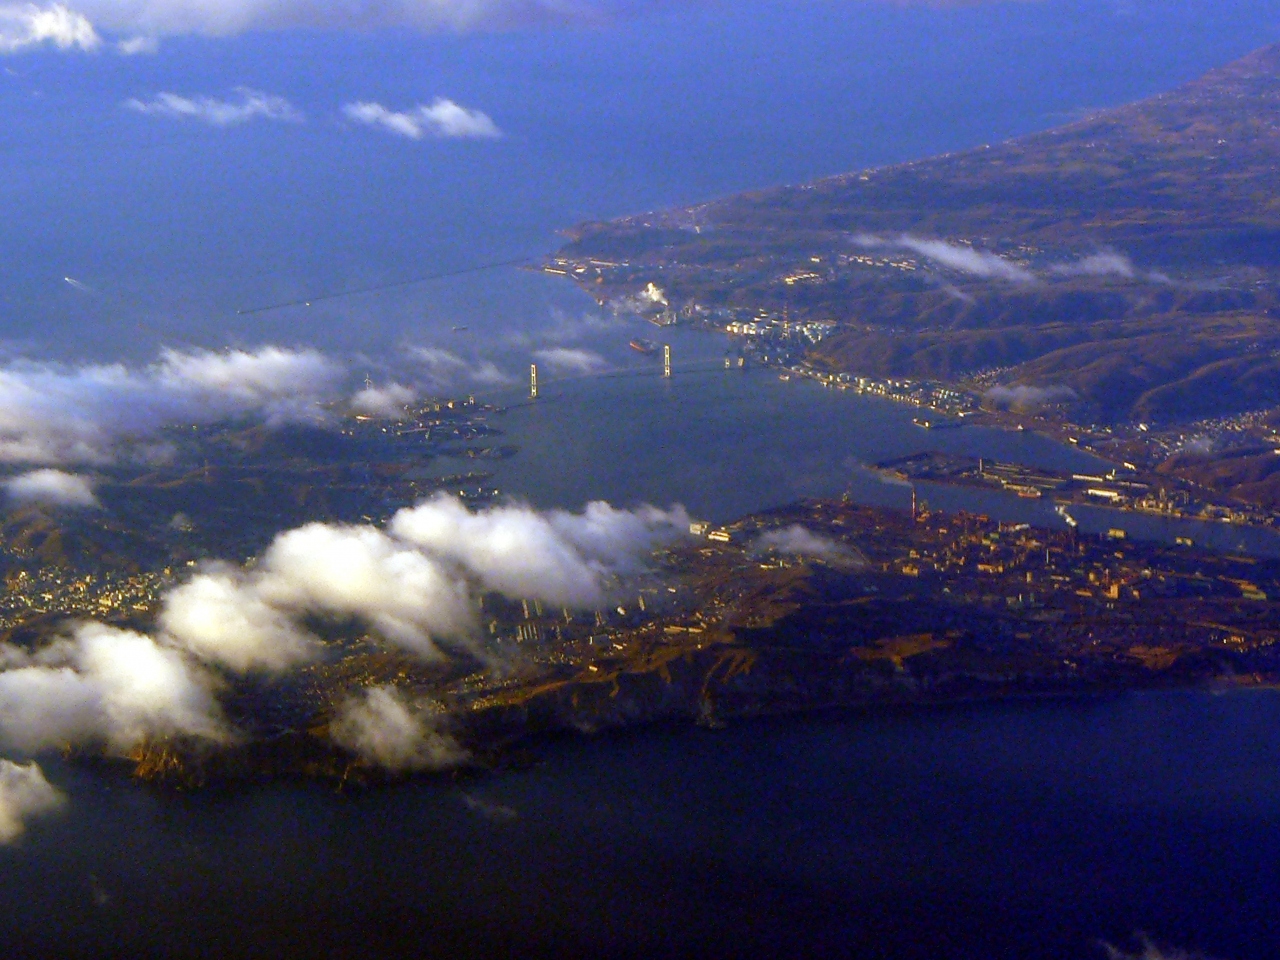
[1, 0, 1280, 359]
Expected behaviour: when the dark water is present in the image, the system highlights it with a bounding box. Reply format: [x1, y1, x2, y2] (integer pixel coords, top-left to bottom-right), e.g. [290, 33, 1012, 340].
[6, 690, 1280, 959]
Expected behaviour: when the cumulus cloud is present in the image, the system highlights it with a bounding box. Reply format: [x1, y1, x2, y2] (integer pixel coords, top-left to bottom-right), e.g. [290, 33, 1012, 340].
[393, 496, 687, 608]
[531, 347, 609, 377]
[351, 382, 416, 419]
[257, 522, 478, 659]
[983, 383, 1078, 411]
[0, 623, 227, 754]
[0, 3, 99, 53]
[124, 88, 303, 126]
[755, 525, 862, 564]
[157, 495, 684, 672]
[1050, 250, 1137, 279]
[343, 99, 501, 140]
[5, 469, 98, 508]
[854, 233, 1037, 283]
[407, 347, 512, 394]
[0, 346, 344, 466]
[548, 500, 692, 572]
[0, 495, 687, 762]
[0, 760, 64, 844]
[330, 685, 467, 771]
[158, 563, 318, 673]
[158, 514, 485, 670]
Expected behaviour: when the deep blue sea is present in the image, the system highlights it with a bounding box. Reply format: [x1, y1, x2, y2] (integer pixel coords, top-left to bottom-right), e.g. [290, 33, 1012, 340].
[5, 690, 1280, 959]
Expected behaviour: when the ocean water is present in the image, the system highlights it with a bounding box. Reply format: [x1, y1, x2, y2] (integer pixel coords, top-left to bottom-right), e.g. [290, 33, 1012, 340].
[2, 0, 1280, 359]
[5, 690, 1280, 959]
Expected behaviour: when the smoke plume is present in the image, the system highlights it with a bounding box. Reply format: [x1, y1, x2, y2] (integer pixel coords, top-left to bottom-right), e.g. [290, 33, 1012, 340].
[984, 383, 1078, 411]
[755, 525, 861, 564]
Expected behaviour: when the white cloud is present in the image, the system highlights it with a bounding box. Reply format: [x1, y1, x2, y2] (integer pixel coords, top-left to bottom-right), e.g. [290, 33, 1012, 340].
[0, 495, 688, 764]
[115, 34, 157, 54]
[548, 500, 691, 573]
[407, 346, 512, 394]
[0, 346, 344, 466]
[257, 522, 477, 660]
[855, 233, 1037, 283]
[343, 99, 501, 140]
[0, 623, 228, 754]
[392, 495, 689, 608]
[159, 563, 318, 673]
[392, 497, 610, 607]
[124, 87, 303, 126]
[532, 347, 609, 376]
[0, 3, 99, 54]
[330, 685, 467, 771]
[69, 0, 612, 37]
[507, 307, 627, 348]
[153, 496, 685, 674]
[351, 382, 416, 419]
[0, 760, 63, 844]
[152, 497, 683, 673]
[5, 469, 98, 508]
[154, 345, 339, 410]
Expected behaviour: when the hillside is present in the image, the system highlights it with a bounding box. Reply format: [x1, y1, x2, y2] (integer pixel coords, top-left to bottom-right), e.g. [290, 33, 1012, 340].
[552, 44, 1280, 424]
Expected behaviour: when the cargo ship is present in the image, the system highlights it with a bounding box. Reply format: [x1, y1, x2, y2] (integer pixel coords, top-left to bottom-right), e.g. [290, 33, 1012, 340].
[913, 417, 963, 429]
[629, 338, 658, 354]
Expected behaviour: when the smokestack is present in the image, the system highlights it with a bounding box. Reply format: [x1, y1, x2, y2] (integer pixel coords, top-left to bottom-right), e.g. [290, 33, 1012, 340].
[663, 344, 671, 379]
[530, 364, 538, 399]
